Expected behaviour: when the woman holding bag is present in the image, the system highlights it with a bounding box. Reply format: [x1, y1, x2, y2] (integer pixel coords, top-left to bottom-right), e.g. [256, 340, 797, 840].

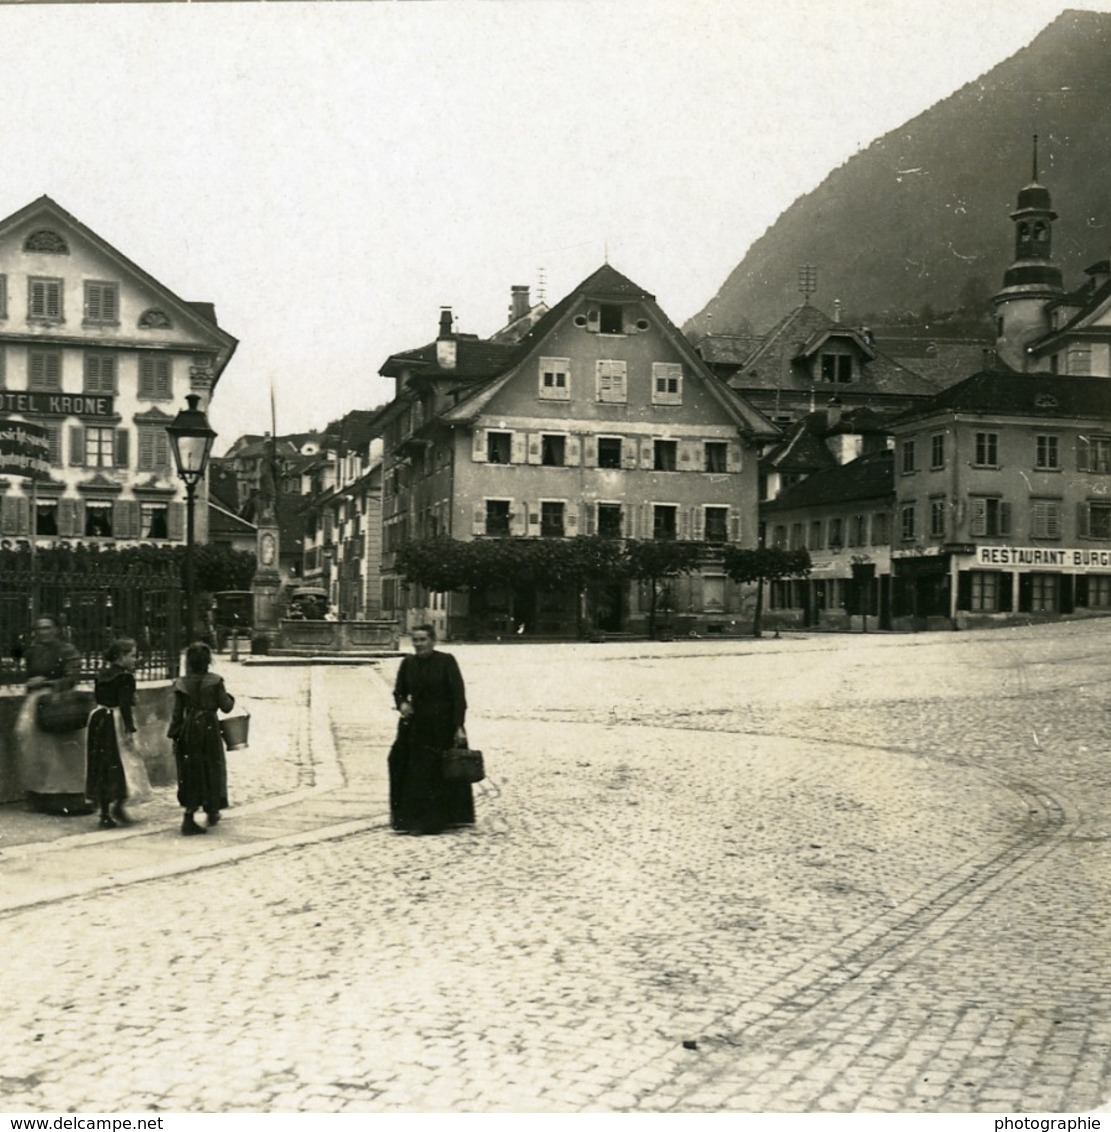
[169, 641, 235, 836]
[388, 624, 474, 835]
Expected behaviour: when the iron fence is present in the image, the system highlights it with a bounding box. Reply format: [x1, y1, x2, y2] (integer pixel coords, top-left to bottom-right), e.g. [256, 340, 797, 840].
[0, 566, 182, 686]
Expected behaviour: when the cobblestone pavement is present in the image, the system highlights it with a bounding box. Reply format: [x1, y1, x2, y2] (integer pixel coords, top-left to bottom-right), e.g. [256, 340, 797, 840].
[2, 622, 1110, 1113]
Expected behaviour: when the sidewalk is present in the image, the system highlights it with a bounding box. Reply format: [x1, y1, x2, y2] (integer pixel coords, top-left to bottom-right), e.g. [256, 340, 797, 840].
[0, 659, 398, 915]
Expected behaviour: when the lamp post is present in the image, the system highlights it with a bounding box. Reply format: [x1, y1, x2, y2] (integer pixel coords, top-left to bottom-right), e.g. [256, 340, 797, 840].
[166, 394, 217, 653]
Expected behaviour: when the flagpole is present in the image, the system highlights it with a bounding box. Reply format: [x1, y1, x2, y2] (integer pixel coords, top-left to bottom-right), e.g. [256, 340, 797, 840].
[29, 475, 38, 621]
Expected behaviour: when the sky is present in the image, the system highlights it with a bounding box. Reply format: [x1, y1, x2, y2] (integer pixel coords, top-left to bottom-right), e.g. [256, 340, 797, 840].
[1, 0, 1108, 453]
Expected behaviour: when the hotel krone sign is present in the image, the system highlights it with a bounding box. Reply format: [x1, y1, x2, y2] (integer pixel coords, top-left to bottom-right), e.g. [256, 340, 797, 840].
[976, 546, 1111, 572]
[0, 391, 115, 417]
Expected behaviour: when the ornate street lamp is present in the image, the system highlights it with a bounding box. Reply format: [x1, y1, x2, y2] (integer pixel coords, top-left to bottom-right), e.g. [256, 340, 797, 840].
[166, 394, 217, 652]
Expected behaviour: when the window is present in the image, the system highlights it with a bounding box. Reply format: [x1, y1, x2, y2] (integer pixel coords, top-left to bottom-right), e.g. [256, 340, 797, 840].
[704, 506, 728, 544]
[1084, 502, 1111, 540]
[485, 500, 510, 536]
[1087, 576, 1111, 607]
[651, 363, 682, 405]
[141, 503, 169, 539]
[1078, 435, 1111, 473]
[820, 354, 852, 383]
[1031, 499, 1061, 539]
[771, 524, 787, 549]
[29, 349, 62, 391]
[1030, 574, 1058, 612]
[970, 571, 1000, 612]
[597, 503, 622, 539]
[790, 522, 805, 550]
[872, 512, 889, 545]
[597, 436, 622, 469]
[540, 434, 565, 467]
[35, 500, 58, 536]
[540, 501, 565, 538]
[900, 505, 915, 542]
[28, 277, 63, 322]
[85, 501, 113, 538]
[653, 440, 677, 471]
[974, 432, 999, 467]
[704, 442, 727, 473]
[1035, 435, 1059, 470]
[486, 431, 512, 464]
[969, 497, 1011, 537]
[809, 520, 824, 550]
[84, 352, 117, 394]
[901, 440, 916, 474]
[931, 433, 945, 470]
[829, 517, 844, 548]
[598, 304, 623, 334]
[84, 281, 119, 326]
[85, 426, 116, 469]
[847, 514, 866, 546]
[138, 354, 172, 400]
[653, 504, 677, 540]
[538, 357, 570, 400]
[930, 498, 946, 539]
[138, 425, 171, 472]
[596, 360, 627, 403]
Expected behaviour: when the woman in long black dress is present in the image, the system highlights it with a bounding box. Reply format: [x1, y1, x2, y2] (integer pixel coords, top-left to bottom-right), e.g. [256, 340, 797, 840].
[389, 624, 474, 835]
[169, 641, 235, 836]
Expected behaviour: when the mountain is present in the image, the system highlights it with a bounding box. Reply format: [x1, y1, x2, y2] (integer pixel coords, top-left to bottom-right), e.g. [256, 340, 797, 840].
[686, 9, 1111, 339]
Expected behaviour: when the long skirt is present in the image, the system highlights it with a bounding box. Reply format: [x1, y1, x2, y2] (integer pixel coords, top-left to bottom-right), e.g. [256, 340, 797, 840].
[174, 710, 228, 813]
[388, 721, 475, 834]
[85, 707, 152, 808]
[14, 690, 93, 815]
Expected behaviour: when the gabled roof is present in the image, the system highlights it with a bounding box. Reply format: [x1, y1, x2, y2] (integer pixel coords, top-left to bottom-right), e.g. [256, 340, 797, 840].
[762, 416, 839, 475]
[0, 195, 238, 385]
[438, 263, 779, 439]
[1029, 274, 1111, 353]
[379, 337, 517, 381]
[895, 371, 1111, 425]
[876, 337, 998, 391]
[694, 334, 763, 367]
[729, 304, 936, 398]
[763, 449, 894, 512]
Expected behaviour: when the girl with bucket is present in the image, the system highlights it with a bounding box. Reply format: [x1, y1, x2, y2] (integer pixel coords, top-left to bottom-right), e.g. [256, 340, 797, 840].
[168, 641, 236, 836]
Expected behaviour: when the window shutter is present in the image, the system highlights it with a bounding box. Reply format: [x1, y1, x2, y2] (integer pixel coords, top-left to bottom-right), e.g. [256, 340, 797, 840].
[1078, 502, 1090, 538]
[692, 507, 704, 542]
[102, 286, 118, 323]
[679, 508, 691, 540]
[472, 503, 485, 536]
[729, 511, 741, 543]
[167, 503, 185, 542]
[526, 504, 540, 538]
[69, 427, 85, 467]
[138, 428, 154, 470]
[113, 500, 134, 540]
[584, 502, 596, 536]
[527, 434, 542, 465]
[58, 499, 83, 538]
[726, 441, 743, 473]
[510, 502, 526, 537]
[115, 429, 130, 469]
[583, 436, 597, 467]
[511, 432, 527, 465]
[622, 438, 639, 469]
[969, 498, 986, 537]
[0, 496, 17, 535]
[1000, 502, 1012, 537]
[565, 435, 581, 466]
[677, 440, 695, 469]
[471, 428, 486, 462]
[1078, 437, 1090, 472]
[640, 439, 654, 470]
[565, 505, 578, 534]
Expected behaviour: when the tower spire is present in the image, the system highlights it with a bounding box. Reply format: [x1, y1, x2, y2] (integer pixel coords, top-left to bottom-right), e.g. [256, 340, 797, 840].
[1032, 133, 1039, 182]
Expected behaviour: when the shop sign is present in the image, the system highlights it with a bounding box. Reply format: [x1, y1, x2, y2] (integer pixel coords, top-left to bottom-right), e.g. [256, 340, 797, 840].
[0, 420, 50, 479]
[975, 545, 1111, 572]
[0, 391, 115, 417]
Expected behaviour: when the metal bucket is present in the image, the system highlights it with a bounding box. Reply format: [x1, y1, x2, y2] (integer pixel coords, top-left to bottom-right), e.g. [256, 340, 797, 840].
[219, 712, 251, 751]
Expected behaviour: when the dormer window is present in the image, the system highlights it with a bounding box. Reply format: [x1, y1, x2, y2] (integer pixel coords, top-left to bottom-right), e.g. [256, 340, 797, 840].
[820, 354, 852, 383]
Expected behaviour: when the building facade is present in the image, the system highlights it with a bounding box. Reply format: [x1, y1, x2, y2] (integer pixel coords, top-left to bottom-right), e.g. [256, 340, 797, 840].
[377, 266, 778, 639]
[0, 196, 236, 547]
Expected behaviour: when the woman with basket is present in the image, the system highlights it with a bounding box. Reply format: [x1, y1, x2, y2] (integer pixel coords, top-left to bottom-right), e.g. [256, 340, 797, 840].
[14, 616, 93, 816]
[388, 624, 475, 835]
[169, 641, 235, 836]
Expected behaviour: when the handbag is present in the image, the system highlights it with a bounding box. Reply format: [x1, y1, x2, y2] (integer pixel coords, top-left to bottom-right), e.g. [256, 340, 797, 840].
[36, 688, 96, 733]
[442, 739, 485, 783]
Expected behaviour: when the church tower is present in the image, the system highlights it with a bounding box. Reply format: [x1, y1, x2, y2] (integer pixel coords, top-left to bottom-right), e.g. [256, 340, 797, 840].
[992, 137, 1064, 371]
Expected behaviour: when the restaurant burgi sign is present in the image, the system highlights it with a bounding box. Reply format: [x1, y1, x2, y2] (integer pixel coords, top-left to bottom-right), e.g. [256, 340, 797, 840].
[0, 421, 51, 479]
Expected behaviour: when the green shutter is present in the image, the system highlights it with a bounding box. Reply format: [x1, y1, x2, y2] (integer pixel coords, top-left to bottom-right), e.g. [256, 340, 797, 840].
[115, 429, 130, 469]
[69, 426, 85, 467]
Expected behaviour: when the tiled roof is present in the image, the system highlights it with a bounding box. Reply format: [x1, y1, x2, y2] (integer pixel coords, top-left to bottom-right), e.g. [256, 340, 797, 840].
[763, 449, 894, 512]
[896, 371, 1111, 423]
[379, 337, 518, 381]
[695, 334, 762, 367]
[876, 337, 999, 390]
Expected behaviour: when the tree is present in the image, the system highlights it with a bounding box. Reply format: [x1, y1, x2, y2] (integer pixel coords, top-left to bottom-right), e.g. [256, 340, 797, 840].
[624, 539, 702, 639]
[722, 546, 812, 638]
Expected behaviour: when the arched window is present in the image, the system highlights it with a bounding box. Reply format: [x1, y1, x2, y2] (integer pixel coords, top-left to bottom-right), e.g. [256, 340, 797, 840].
[1033, 221, 1048, 242]
[24, 229, 69, 254]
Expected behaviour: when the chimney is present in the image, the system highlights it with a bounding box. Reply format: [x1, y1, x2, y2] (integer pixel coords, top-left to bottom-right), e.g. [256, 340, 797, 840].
[436, 306, 456, 370]
[510, 285, 530, 322]
[827, 397, 843, 429]
[833, 298, 842, 324]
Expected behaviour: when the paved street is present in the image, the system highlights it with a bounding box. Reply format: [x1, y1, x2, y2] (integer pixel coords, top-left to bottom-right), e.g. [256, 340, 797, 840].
[2, 620, 1111, 1113]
